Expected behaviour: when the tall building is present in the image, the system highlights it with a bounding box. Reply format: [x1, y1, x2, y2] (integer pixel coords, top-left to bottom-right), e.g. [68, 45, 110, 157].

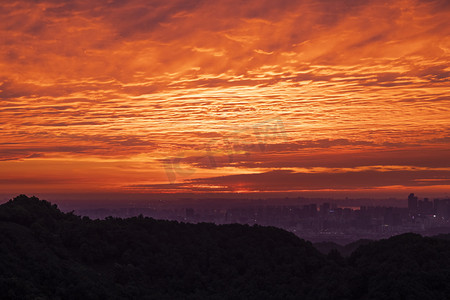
[435, 199, 450, 219]
[418, 198, 433, 215]
[408, 193, 418, 216]
[320, 202, 330, 214]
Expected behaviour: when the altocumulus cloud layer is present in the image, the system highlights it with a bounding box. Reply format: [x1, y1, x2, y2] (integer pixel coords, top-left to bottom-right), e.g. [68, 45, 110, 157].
[0, 0, 449, 195]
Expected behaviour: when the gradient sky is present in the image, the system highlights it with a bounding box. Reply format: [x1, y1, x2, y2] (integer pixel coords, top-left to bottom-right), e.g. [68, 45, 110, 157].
[1, 0, 449, 199]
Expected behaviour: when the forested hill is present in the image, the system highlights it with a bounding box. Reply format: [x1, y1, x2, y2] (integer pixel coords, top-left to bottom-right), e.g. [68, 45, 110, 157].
[1, 195, 450, 299]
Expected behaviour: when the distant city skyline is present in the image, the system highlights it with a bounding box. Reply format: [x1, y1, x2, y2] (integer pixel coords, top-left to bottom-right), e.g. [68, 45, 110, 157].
[55, 192, 448, 244]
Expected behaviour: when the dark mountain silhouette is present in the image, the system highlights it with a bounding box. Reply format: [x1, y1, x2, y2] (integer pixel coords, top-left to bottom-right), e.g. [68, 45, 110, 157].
[313, 239, 373, 257]
[1, 195, 450, 299]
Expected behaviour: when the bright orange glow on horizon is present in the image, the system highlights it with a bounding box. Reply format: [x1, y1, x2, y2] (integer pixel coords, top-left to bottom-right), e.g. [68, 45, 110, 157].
[0, 0, 449, 198]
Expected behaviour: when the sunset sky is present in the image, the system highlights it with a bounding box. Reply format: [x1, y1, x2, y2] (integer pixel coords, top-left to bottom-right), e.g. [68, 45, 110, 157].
[1, 0, 449, 200]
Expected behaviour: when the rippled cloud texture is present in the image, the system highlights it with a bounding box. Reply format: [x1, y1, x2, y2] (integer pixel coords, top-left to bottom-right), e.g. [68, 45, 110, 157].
[1, 0, 449, 196]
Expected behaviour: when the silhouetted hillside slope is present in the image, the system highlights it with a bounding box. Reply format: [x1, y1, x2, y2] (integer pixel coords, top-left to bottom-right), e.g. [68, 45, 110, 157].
[1, 195, 450, 299]
[347, 234, 450, 299]
[314, 239, 372, 257]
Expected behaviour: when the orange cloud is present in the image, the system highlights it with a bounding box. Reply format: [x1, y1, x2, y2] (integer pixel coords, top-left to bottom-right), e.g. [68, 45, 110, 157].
[0, 0, 449, 196]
